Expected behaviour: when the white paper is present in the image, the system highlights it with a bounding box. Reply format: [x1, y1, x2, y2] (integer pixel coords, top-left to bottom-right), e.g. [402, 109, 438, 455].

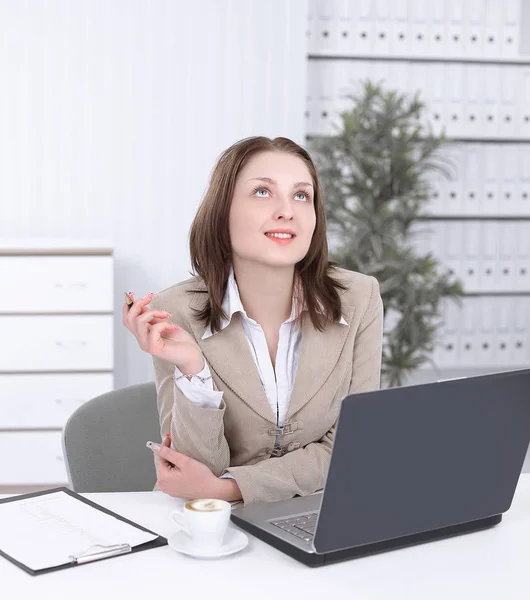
[0, 491, 157, 571]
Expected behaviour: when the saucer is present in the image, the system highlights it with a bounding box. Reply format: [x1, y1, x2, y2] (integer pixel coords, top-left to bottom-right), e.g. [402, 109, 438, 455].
[168, 528, 248, 559]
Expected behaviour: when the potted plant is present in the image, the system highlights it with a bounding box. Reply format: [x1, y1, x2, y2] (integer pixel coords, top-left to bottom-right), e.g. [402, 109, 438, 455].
[311, 80, 463, 388]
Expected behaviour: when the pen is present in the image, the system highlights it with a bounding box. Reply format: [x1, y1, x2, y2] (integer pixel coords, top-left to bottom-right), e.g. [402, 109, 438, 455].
[124, 292, 134, 309]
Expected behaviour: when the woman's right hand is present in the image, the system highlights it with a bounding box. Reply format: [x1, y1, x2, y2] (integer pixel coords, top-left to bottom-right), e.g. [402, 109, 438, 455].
[122, 292, 205, 374]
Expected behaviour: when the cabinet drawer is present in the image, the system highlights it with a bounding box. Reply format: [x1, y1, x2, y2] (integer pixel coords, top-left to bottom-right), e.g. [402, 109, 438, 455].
[0, 316, 113, 371]
[0, 373, 114, 428]
[0, 255, 113, 313]
[0, 431, 67, 484]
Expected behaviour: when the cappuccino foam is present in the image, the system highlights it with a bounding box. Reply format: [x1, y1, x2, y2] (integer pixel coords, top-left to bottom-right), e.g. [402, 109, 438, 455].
[185, 499, 226, 512]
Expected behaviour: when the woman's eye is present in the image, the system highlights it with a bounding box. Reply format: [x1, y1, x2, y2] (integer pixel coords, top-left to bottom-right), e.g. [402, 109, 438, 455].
[254, 188, 269, 197]
[295, 192, 308, 202]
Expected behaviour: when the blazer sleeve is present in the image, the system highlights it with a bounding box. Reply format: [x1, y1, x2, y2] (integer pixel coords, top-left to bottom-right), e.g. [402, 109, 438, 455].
[150, 298, 231, 477]
[226, 276, 384, 505]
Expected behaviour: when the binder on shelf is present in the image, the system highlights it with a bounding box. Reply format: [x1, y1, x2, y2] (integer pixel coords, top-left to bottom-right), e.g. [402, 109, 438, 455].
[389, 0, 409, 56]
[336, 0, 354, 56]
[494, 297, 513, 367]
[501, 0, 520, 59]
[477, 297, 495, 367]
[482, 65, 501, 138]
[513, 297, 530, 364]
[444, 222, 463, 285]
[499, 145, 518, 215]
[519, 69, 530, 141]
[519, 145, 530, 214]
[463, 221, 480, 292]
[463, 0, 483, 59]
[462, 144, 483, 215]
[498, 221, 516, 291]
[409, 0, 428, 56]
[500, 66, 518, 138]
[463, 68, 483, 139]
[373, 0, 391, 55]
[480, 221, 498, 292]
[446, 64, 465, 137]
[0, 487, 167, 576]
[446, 0, 465, 58]
[426, 1, 446, 58]
[355, 0, 374, 55]
[459, 297, 479, 367]
[483, 144, 500, 216]
[484, 0, 502, 60]
[313, 0, 335, 55]
[515, 221, 530, 292]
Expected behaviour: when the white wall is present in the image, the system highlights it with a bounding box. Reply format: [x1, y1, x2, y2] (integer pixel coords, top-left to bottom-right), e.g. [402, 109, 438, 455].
[0, 0, 309, 387]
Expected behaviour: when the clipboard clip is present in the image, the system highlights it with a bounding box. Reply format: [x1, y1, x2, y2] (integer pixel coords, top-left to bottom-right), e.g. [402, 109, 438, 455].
[70, 543, 132, 564]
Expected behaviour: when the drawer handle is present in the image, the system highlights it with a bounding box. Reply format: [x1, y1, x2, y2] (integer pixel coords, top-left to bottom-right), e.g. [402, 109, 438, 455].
[54, 282, 87, 289]
[55, 341, 88, 348]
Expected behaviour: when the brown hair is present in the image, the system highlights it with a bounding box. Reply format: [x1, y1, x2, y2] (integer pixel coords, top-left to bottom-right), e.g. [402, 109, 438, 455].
[188, 136, 346, 333]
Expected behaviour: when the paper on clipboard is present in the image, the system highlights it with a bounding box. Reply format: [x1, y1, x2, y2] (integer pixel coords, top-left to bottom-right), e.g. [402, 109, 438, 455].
[0, 490, 157, 571]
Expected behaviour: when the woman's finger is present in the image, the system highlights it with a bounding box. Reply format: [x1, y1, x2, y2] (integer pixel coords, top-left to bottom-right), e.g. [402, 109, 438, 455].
[126, 293, 157, 334]
[136, 309, 172, 325]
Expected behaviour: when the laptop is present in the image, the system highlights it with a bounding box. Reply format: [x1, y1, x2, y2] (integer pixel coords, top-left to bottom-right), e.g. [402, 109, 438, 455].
[231, 368, 530, 567]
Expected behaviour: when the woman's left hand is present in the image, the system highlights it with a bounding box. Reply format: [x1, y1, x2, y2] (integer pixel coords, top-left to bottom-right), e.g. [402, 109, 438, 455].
[152, 436, 223, 500]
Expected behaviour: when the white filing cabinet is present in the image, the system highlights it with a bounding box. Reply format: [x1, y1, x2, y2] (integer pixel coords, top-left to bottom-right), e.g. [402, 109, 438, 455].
[0, 243, 114, 493]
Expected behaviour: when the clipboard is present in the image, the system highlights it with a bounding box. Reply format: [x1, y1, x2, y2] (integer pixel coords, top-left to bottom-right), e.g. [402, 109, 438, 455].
[0, 486, 167, 576]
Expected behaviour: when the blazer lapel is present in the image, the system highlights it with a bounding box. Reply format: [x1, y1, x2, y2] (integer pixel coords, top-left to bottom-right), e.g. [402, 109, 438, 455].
[187, 291, 275, 423]
[287, 303, 356, 419]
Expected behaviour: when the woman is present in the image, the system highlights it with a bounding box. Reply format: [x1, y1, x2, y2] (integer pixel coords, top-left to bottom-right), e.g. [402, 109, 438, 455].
[123, 136, 383, 506]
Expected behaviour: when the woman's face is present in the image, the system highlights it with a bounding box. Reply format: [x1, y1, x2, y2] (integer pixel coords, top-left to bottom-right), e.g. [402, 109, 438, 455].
[228, 151, 317, 270]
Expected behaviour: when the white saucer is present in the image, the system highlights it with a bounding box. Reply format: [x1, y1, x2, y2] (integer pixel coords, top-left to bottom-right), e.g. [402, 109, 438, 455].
[168, 528, 248, 558]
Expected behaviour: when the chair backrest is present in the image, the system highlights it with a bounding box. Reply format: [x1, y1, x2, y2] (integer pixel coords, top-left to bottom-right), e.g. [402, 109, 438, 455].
[62, 382, 160, 492]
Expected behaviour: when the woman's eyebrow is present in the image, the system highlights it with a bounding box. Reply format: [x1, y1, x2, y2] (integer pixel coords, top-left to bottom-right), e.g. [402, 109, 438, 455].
[247, 177, 314, 188]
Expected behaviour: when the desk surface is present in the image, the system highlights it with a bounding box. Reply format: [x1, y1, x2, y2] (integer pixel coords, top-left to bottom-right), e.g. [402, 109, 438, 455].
[2, 476, 530, 600]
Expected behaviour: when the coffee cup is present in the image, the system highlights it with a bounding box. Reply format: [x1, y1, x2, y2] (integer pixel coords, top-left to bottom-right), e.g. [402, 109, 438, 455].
[170, 499, 231, 549]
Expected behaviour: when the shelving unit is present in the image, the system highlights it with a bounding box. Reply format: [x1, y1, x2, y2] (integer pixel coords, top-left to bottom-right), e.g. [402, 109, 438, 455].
[306, 0, 530, 375]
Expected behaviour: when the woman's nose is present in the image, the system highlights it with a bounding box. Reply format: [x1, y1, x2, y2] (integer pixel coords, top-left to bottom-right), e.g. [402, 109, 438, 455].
[273, 196, 294, 220]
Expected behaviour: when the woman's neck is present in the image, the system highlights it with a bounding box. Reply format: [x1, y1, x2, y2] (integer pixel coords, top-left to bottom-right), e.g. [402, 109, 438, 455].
[232, 260, 295, 327]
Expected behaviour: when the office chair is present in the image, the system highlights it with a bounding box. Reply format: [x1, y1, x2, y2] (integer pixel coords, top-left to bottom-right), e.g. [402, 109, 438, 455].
[62, 382, 161, 492]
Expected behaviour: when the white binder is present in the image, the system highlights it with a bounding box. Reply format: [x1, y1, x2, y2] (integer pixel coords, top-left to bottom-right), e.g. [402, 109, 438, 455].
[389, 0, 409, 56]
[445, 64, 465, 138]
[462, 144, 483, 216]
[307, 0, 318, 54]
[373, 0, 391, 55]
[513, 297, 530, 365]
[463, 221, 481, 292]
[436, 298, 460, 368]
[409, 0, 428, 56]
[519, 69, 530, 141]
[498, 221, 516, 291]
[427, 1, 446, 58]
[482, 65, 501, 138]
[444, 222, 463, 285]
[483, 144, 500, 215]
[444, 144, 465, 214]
[446, 0, 465, 58]
[494, 297, 513, 366]
[480, 221, 498, 292]
[500, 66, 518, 139]
[460, 297, 479, 367]
[355, 0, 374, 55]
[514, 222, 530, 291]
[518, 145, 530, 214]
[463, 66, 483, 138]
[464, 0, 484, 59]
[477, 297, 495, 367]
[483, 0, 502, 59]
[499, 145, 518, 215]
[501, 0, 520, 59]
[336, 0, 354, 56]
[313, 0, 336, 55]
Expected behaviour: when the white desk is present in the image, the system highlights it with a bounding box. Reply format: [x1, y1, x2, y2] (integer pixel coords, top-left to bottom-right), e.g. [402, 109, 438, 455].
[2, 476, 530, 600]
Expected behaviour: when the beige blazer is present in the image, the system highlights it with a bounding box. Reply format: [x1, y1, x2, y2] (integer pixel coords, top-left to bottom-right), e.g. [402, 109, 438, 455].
[150, 268, 383, 506]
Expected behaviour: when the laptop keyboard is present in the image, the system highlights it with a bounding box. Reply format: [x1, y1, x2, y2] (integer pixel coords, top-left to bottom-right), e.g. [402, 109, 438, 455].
[270, 512, 318, 542]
